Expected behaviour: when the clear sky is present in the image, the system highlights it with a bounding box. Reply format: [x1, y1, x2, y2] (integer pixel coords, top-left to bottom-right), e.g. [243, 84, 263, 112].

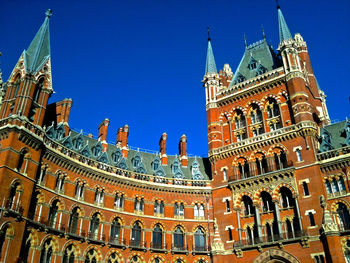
[1, 0, 350, 157]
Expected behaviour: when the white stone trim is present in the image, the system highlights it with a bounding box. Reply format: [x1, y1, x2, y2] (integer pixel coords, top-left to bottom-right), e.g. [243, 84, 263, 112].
[305, 209, 316, 215]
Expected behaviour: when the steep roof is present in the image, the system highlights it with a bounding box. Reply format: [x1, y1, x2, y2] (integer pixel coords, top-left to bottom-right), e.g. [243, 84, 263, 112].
[24, 9, 52, 74]
[205, 40, 217, 74]
[47, 127, 212, 180]
[229, 39, 281, 87]
[321, 120, 350, 151]
[277, 6, 292, 42]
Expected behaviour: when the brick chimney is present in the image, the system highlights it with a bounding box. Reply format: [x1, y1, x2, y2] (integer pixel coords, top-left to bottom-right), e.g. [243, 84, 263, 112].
[179, 134, 188, 167]
[159, 132, 167, 165]
[53, 98, 73, 136]
[98, 118, 110, 151]
[116, 124, 129, 157]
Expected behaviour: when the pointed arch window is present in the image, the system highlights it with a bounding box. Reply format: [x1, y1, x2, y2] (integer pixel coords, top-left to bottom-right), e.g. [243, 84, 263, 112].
[154, 200, 164, 215]
[248, 57, 258, 70]
[68, 207, 80, 234]
[33, 78, 44, 103]
[62, 244, 75, 263]
[17, 149, 28, 173]
[112, 149, 122, 163]
[110, 218, 121, 244]
[48, 200, 59, 228]
[152, 224, 163, 249]
[114, 193, 124, 209]
[132, 155, 141, 168]
[14, 76, 21, 97]
[194, 228, 206, 251]
[39, 238, 54, 263]
[134, 197, 144, 213]
[73, 136, 84, 150]
[337, 203, 350, 230]
[89, 213, 100, 239]
[152, 158, 160, 171]
[92, 144, 102, 157]
[173, 227, 185, 250]
[84, 249, 98, 263]
[131, 221, 142, 247]
[174, 202, 184, 217]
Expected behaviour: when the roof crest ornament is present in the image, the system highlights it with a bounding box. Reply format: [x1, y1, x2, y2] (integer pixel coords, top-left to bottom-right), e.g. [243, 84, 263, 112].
[46, 9, 53, 18]
[261, 24, 266, 40]
[244, 34, 248, 49]
[207, 26, 211, 41]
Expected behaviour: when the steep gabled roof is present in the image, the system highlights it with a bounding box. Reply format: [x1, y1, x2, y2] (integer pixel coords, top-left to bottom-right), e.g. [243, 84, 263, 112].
[229, 39, 281, 87]
[277, 6, 292, 42]
[24, 10, 52, 74]
[205, 40, 217, 74]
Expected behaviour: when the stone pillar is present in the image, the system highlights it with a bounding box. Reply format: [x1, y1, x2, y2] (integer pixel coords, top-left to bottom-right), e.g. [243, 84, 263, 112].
[255, 206, 262, 238]
[274, 201, 283, 237]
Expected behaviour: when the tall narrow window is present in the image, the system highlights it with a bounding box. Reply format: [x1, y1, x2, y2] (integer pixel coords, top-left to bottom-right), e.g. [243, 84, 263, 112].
[39, 238, 53, 263]
[62, 244, 75, 263]
[302, 182, 310, 196]
[131, 222, 142, 247]
[48, 200, 59, 228]
[308, 212, 316, 226]
[152, 224, 163, 249]
[296, 149, 302, 162]
[194, 228, 206, 251]
[228, 228, 233, 241]
[173, 227, 184, 250]
[89, 213, 100, 239]
[110, 218, 121, 244]
[225, 199, 231, 213]
[17, 149, 27, 173]
[223, 169, 227, 181]
[68, 207, 80, 234]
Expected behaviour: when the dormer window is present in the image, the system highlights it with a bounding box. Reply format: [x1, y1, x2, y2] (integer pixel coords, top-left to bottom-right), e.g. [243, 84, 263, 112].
[152, 158, 160, 171]
[92, 144, 102, 157]
[73, 137, 83, 150]
[132, 155, 141, 168]
[235, 73, 246, 84]
[112, 149, 122, 163]
[248, 57, 258, 70]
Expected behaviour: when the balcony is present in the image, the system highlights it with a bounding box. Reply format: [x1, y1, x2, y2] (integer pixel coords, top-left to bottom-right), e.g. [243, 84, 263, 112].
[108, 236, 126, 248]
[192, 245, 210, 255]
[171, 244, 189, 254]
[150, 242, 167, 252]
[1, 199, 24, 219]
[87, 232, 105, 244]
[233, 230, 308, 250]
[129, 240, 146, 251]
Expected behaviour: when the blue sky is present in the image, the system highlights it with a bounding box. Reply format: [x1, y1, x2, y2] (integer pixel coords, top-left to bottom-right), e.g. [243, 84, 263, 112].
[1, 0, 350, 156]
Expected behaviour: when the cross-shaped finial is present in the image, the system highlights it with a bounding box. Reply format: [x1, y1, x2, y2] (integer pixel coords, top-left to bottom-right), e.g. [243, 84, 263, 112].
[46, 9, 53, 18]
[207, 27, 211, 41]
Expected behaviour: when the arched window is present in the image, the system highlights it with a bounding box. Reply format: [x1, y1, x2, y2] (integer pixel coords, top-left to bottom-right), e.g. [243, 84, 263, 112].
[266, 98, 282, 131]
[173, 227, 184, 250]
[260, 192, 273, 213]
[286, 219, 294, 238]
[17, 149, 28, 173]
[73, 136, 84, 150]
[107, 252, 120, 263]
[8, 181, 21, 211]
[110, 218, 121, 244]
[256, 155, 268, 175]
[199, 204, 205, 217]
[48, 200, 59, 228]
[13, 75, 21, 97]
[0, 225, 8, 260]
[68, 207, 80, 234]
[62, 244, 75, 263]
[154, 200, 164, 215]
[39, 238, 54, 263]
[134, 197, 144, 213]
[84, 249, 98, 263]
[337, 203, 350, 230]
[238, 159, 250, 179]
[89, 213, 100, 239]
[194, 228, 206, 251]
[242, 196, 254, 216]
[33, 78, 44, 103]
[152, 224, 163, 249]
[131, 221, 142, 247]
[279, 187, 295, 208]
[114, 193, 124, 209]
[152, 158, 160, 171]
[194, 204, 199, 217]
[234, 110, 247, 141]
[344, 240, 350, 263]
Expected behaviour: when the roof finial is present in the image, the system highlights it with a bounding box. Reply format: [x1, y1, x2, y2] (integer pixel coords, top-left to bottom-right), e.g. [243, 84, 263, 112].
[207, 26, 211, 41]
[244, 34, 248, 49]
[45, 9, 53, 18]
[261, 25, 266, 40]
[276, 0, 280, 9]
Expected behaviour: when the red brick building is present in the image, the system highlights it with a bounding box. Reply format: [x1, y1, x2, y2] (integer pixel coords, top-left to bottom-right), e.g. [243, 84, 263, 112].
[0, 4, 349, 263]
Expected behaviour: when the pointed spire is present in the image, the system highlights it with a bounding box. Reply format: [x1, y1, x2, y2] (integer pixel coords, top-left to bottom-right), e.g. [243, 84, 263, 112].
[205, 27, 217, 75]
[244, 34, 248, 49]
[277, 5, 292, 42]
[261, 25, 266, 40]
[24, 9, 52, 74]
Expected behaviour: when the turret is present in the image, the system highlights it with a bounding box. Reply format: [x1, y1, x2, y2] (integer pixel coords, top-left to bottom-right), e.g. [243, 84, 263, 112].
[0, 10, 53, 127]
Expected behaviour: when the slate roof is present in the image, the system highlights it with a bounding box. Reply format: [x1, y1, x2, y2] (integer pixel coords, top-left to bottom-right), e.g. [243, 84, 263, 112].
[205, 40, 217, 74]
[24, 10, 52, 74]
[229, 39, 282, 87]
[46, 125, 212, 180]
[277, 7, 292, 42]
[320, 120, 350, 152]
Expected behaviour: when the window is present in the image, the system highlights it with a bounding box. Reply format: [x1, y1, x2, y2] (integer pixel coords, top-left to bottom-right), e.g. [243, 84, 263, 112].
[296, 149, 302, 162]
[154, 200, 164, 215]
[228, 228, 233, 241]
[194, 204, 199, 217]
[39, 238, 54, 263]
[194, 228, 206, 251]
[75, 182, 85, 200]
[89, 213, 100, 239]
[48, 200, 59, 228]
[73, 136, 84, 150]
[223, 169, 227, 181]
[131, 222, 142, 247]
[134, 197, 144, 213]
[14, 76, 21, 97]
[242, 196, 254, 216]
[94, 189, 104, 205]
[55, 175, 65, 192]
[225, 199, 231, 213]
[8, 182, 21, 211]
[302, 182, 310, 196]
[308, 212, 315, 226]
[107, 253, 120, 263]
[62, 244, 75, 263]
[260, 192, 273, 213]
[152, 158, 160, 171]
[114, 193, 124, 209]
[152, 224, 163, 249]
[17, 149, 28, 173]
[174, 202, 184, 217]
[326, 177, 347, 196]
[110, 218, 121, 244]
[68, 207, 80, 234]
[345, 240, 350, 263]
[313, 254, 325, 263]
[337, 203, 350, 230]
[84, 249, 98, 263]
[173, 227, 184, 250]
[92, 143, 102, 157]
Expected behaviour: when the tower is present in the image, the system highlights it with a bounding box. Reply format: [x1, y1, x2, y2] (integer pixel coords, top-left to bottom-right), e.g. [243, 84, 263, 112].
[0, 10, 54, 262]
[206, 5, 334, 262]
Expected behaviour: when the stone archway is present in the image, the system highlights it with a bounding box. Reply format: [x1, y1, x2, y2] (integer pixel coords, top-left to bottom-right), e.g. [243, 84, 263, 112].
[253, 249, 300, 263]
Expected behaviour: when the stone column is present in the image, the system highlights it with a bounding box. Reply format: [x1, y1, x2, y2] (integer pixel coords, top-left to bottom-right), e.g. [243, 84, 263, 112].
[274, 201, 283, 237]
[294, 198, 303, 231]
[236, 209, 242, 241]
[255, 206, 262, 238]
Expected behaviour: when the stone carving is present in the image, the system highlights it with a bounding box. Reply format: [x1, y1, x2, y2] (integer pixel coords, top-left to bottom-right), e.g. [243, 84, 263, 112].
[320, 195, 339, 234]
